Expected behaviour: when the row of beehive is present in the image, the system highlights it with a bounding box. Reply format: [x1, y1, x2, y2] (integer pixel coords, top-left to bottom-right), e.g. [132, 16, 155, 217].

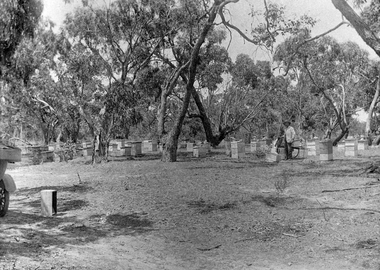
[186, 142, 211, 158]
[216, 138, 368, 161]
[25, 139, 183, 163]
[307, 138, 368, 160]
[187, 140, 269, 159]
[107, 140, 157, 157]
[46, 140, 155, 160]
[227, 140, 271, 159]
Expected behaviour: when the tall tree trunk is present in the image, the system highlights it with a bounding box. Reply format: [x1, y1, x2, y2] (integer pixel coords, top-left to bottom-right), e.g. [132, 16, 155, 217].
[162, 1, 222, 161]
[70, 118, 81, 143]
[91, 134, 98, 164]
[156, 61, 190, 144]
[191, 89, 221, 146]
[365, 74, 380, 134]
[161, 86, 193, 162]
[192, 85, 267, 146]
[97, 131, 109, 162]
[157, 90, 168, 139]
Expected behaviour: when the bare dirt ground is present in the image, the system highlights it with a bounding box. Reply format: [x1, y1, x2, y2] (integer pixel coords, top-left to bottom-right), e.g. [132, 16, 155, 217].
[1, 147, 380, 270]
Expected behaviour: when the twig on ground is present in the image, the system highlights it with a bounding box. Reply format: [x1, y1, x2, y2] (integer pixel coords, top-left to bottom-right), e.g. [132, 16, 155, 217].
[321, 183, 380, 193]
[282, 233, 299, 238]
[316, 199, 329, 221]
[197, 244, 222, 251]
[332, 235, 344, 242]
[77, 172, 82, 184]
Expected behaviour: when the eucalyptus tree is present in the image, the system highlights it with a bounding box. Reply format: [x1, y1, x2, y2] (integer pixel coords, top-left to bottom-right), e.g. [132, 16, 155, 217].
[150, 0, 231, 161]
[275, 35, 370, 144]
[60, 0, 169, 160]
[355, 61, 380, 133]
[198, 55, 280, 143]
[2, 21, 63, 144]
[345, 0, 380, 133]
[159, 32, 234, 147]
[150, 0, 315, 161]
[60, 0, 315, 161]
[189, 2, 316, 148]
[289, 0, 380, 135]
[0, 0, 43, 142]
[0, 0, 43, 69]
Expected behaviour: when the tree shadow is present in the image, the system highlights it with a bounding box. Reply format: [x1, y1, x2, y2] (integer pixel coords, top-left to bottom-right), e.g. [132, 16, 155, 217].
[16, 184, 93, 195]
[284, 159, 372, 178]
[1, 186, 153, 259]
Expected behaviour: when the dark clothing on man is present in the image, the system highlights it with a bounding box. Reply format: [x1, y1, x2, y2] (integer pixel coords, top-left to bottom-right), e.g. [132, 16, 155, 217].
[284, 123, 295, 160]
[285, 141, 293, 160]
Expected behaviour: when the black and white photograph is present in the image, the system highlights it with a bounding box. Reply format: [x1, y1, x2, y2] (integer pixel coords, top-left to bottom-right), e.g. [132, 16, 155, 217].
[1, 0, 380, 269]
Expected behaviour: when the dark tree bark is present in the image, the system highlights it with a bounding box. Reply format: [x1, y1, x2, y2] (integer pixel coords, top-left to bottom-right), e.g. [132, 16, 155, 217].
[162, 1, 224, 162]
[332, 127, 349, 146]
[191, 90, 227, 147]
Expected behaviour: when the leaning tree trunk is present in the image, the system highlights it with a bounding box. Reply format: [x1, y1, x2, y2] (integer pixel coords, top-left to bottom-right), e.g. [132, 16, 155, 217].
[161, 1, 222, 162]
[161, 85, 193, 162]
[365, 75, 380, 134]
[332, 0, 380, 57]
[157, 61, 190, 145]
[192, 85, 261, 147]
[191, 89, 224, 146]
[332, 127, 349, 146]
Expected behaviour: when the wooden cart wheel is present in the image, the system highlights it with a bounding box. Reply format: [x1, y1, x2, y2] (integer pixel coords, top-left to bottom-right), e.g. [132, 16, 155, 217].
[276, 146, 299, 159]
[0, 179, 9, 217]
[292, 147, 300, 159]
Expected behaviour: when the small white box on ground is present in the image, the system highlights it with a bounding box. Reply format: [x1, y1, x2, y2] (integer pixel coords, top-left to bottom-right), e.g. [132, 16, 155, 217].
[345, 138, 358, 157]
[250, 141, 258, 152]
[193, 146, 207, 158]
[224, 141, 231, 156]
[358, 138, 368, 151]
[337, 140, 345, 151]
[306, 140, 319, 157]
[130, 141, 142, 156]
[231, 141, 245, 159]
[123, 146, 132, 156]
[187, 142, 194, 152]
[41, 189, 57, 216]
[319, 140, 333, 161]
[266, 149, 280, 163]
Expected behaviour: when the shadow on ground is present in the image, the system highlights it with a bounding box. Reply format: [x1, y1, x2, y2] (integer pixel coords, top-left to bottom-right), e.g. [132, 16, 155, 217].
[1, 184, 154, 258]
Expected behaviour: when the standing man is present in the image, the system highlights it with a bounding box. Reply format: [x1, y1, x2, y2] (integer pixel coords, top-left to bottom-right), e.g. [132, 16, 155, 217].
[284, 121, 295, 160]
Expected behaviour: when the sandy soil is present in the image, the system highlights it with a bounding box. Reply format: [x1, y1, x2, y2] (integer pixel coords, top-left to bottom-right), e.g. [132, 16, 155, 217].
[1, 148, 380, 270]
